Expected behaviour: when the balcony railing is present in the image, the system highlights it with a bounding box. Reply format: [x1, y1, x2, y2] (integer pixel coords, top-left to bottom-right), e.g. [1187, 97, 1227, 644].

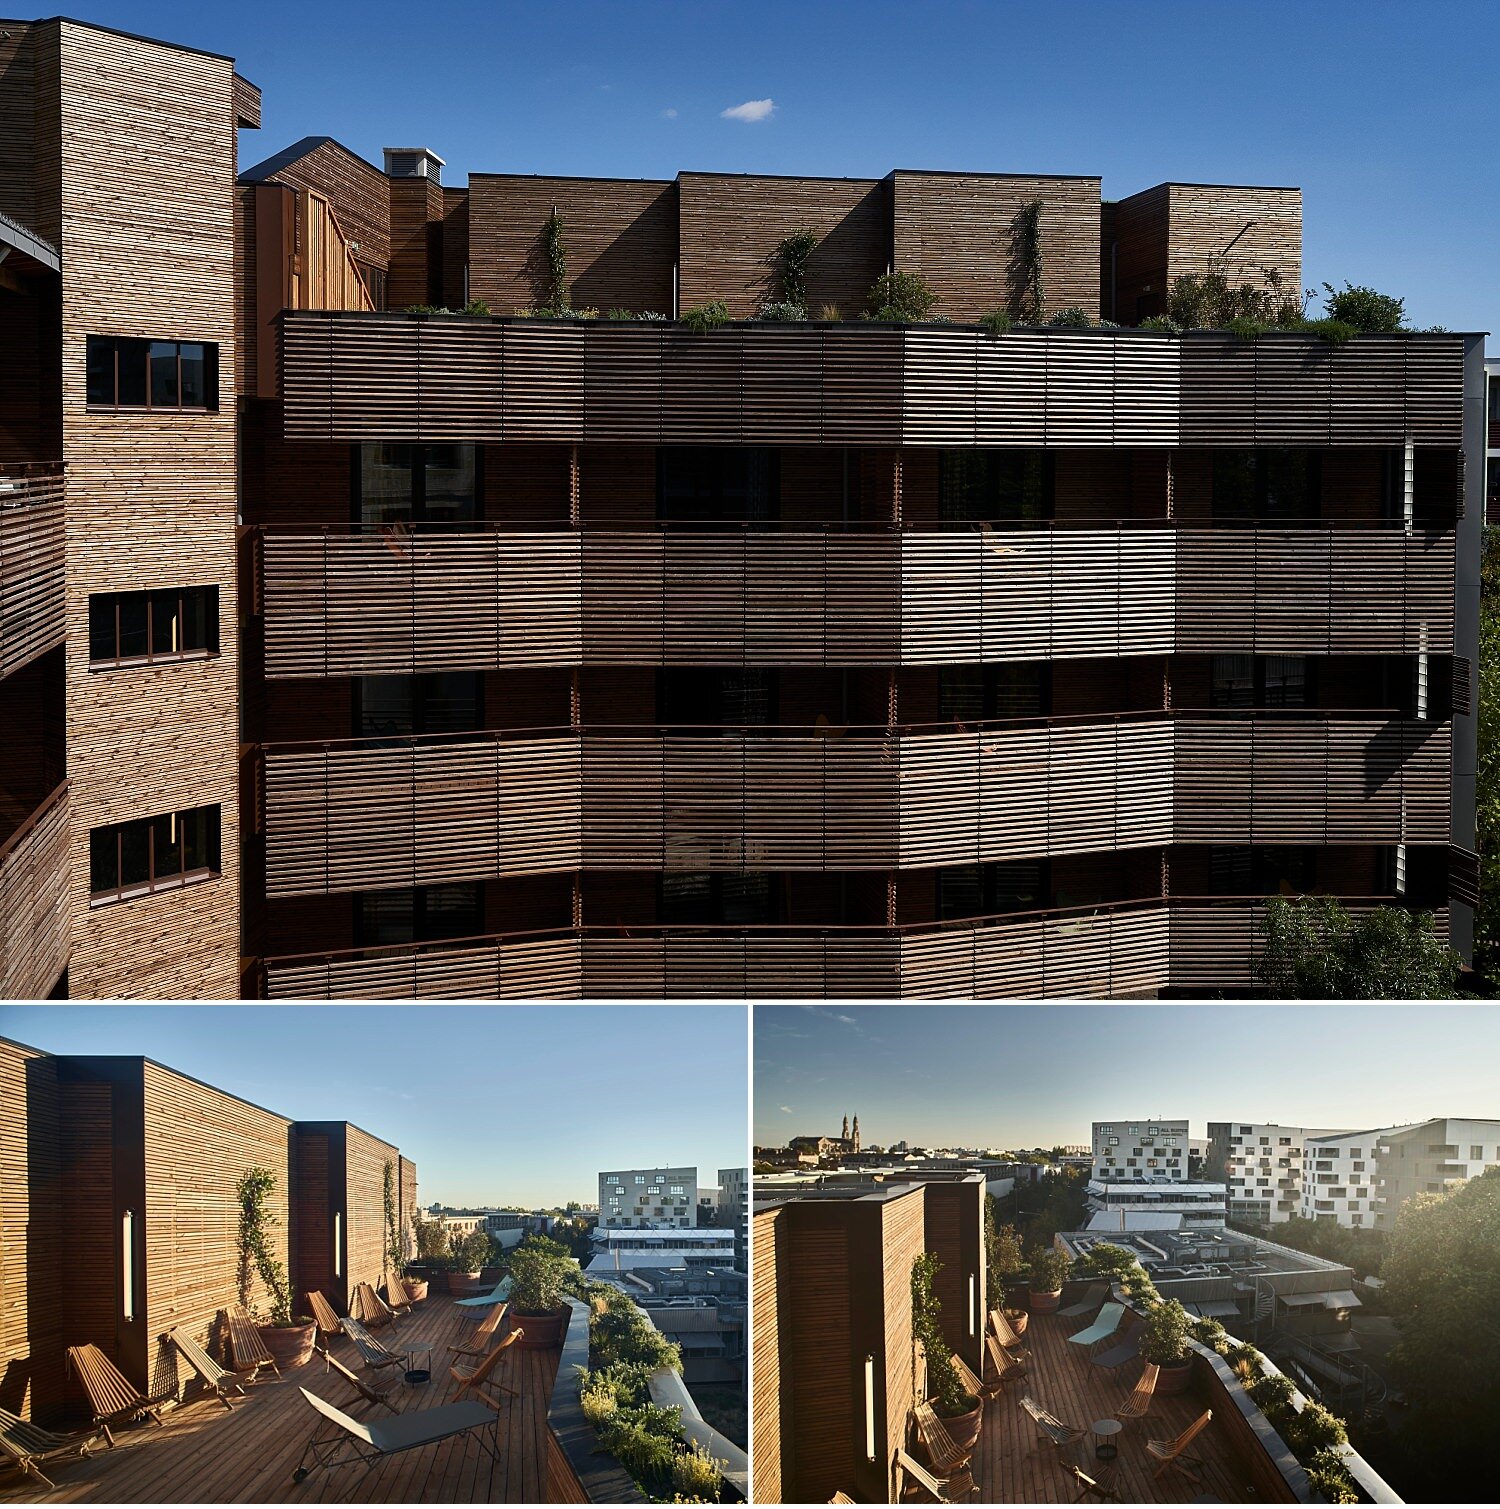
[278, 313, 1467, 449]
[257, 712, 1451, 896]
[0, 781, 71, 999]
[0, 464, 66, 680]
[259, 894, 1448, 1000]
[254, 523, 1455, 677]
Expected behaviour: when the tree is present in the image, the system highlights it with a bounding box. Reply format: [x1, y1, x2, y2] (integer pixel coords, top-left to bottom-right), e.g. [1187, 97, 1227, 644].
[1321, 282, 1405, 333]
[1256, 894, 1461, 999]
[984, 1194, 1026, 1284]
[1376, 1169, 1500, 1500]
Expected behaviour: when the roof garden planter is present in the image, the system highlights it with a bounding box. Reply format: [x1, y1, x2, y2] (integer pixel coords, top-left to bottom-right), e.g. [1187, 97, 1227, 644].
[257, 1318, 317, 1370]
[507, 1241, 577, 1349]
[401, 1276, 429, 1304]
[446, 1270, 488, 1297]
[511, 1306, 568, 1349]
[944, 1399, 984, 1452]
[1139, 1298, 1195, 1394]
[1027, 1248, 1072, 1314]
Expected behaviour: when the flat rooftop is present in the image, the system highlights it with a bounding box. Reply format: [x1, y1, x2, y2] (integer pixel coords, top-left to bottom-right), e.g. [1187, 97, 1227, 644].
[1060, 1226, 1353, 1279]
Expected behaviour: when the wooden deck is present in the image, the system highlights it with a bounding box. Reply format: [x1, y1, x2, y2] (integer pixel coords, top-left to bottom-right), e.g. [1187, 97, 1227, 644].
[970, 1309, 1275, 1504]
[0, 1298, 561, 1504]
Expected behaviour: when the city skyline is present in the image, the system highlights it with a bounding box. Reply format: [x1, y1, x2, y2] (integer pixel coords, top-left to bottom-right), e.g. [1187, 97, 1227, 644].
[753, 1002, 1500, 1147]
[3, 1004, 748, 1206]
[48, 0, 1499, 347]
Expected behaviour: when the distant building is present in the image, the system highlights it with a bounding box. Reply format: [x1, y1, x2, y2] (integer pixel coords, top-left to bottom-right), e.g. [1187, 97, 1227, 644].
[587, 1227, 736, 1273]
[1087, 1118, 1225, 1228]
[598, 1166, 698, 1229]
[1209, 1122, 1352, 1225]
[594, 1265, 747, 1386]
[1092, 1119, 1190, 1181]
[1372, 1118, 1500, 1228]
[718, 1166, 749, 1270]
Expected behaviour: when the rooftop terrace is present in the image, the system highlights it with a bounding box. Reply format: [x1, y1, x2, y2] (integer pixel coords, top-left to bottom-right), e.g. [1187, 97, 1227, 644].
[0, 1297, 575, 1505]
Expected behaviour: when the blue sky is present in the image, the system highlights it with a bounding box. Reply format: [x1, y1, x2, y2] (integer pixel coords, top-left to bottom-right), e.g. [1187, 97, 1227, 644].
[754, 1003, 1500, 1147]
[1, 1004, 748, 1206]
[57, 0, 1498, 343]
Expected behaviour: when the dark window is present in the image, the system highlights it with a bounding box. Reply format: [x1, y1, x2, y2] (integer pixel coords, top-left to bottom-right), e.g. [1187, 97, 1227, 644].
[85, 336, 218, 411]
[354, 884, 483, 947]
[1209, 655, 1308, 708]
[1208, 846, 1313, 896]
[354, 673, 483, 740]
[659, 873, 780, 925]
[89, 804, 221, 902]
[358, 262, 387, 312]
[88, 586, 219, 667]
[657, 448, 780, 523]
[1212, 449, 1320, 521]
[939, 451, 1052, 523]
[356, 444, 479, 526]
[1489, 376, 1500, 424]
[936, 860, 1049, 920]
[657, 669, 777, 733]
[938, 664, 1051, 722]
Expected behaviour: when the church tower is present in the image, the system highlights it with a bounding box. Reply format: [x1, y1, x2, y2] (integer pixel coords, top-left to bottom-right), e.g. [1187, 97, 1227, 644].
[852, 1116, 861, 1152]
[842, 1114, 849, 1141]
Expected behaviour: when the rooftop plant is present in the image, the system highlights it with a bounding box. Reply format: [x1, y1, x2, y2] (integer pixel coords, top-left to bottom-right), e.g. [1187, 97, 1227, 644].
[681, 300, 731, 334]
[756, 299, 807, 322]
[383, 1161, 403, 1278]
[911, 1252, 979, 1418]
[543, 208, 568, 311]
[404, 299, 491, 316]
[508, 1233, 580, 1313]
[236, 1167, 294, 1327]
[1322, 281, 1405, 333]
[1028, 1246, 1072, 1293]
[413, 1213, 451, 1267]
[1010, 199, 1044, 323]
[865, 270, 937, 323]
[1047, 307, 1093, 329]
[771, 227, 818, 308]
[1138, 1297, 1193, 1366]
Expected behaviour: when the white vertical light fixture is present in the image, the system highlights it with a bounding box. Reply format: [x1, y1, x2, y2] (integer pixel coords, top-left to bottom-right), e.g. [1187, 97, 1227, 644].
[969, 1273, 978, 1336]
[334, 1212, 343, 1278]
[121, 1210, 136, 1320]
[863, 1354, 876, 1461]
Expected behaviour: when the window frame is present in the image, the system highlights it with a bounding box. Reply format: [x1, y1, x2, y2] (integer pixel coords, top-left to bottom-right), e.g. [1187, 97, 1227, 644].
[88, 585, 220, 670]
[88, 804, 222, 906]
[85, 336, 219, 413]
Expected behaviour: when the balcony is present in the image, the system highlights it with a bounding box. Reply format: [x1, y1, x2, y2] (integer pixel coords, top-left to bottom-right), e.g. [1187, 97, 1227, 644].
[0, 1289, 579, 1505]
[278, 313, 1466, 448]
[0, 781, 70, 999]
[0, 465, 65, 681]
[258, 895, 1446, 999]
[257, 714, 1450, 896]
[255, 524, 1455, 677]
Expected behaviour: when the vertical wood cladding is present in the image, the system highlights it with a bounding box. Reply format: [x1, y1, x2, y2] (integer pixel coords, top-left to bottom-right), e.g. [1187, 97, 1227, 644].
[0, 1038, 63, 1424]
[399, 1155, 417, 1265]
[47, 20, 240, 998]
[345, 1124, 401, 1299]
[751, 1207, 783, 1504]
[247, 138, 392, 271]
[878, 1191, 927, 1504]
[139, 1062, 292, 1397]
[387, 176, 442, 310]
[0, 781, 70, 999]
[0, 24, 36, 225]
[467, 176, 677, 315]
[892, 172, 1102, 320]
[677, 174, 888, 319]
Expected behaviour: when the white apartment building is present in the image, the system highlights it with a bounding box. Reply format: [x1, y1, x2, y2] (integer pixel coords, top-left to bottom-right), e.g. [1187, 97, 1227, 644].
[1092, 1119, 1190, 1180]
[1208, 1122, 1351, 1226]
[599, 1165, 698, 1229]
[587, 1227, 737, 1273]
[1089, 1119, 1224, 1229]
[719, 1166, 749, 1270]
[1373, 1118, 1500, 1228]
[1300, 1128, 1415, 1227]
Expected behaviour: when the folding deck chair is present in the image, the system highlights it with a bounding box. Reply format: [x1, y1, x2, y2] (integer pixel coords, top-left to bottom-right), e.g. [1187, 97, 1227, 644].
[448, 1329, 524, 1410]
[911, 1398, 972, 1475]
[1020, 1395, 1085, 1458]
[383, 1274, 415, 1317]
[988, 1308, 1028, 1353]
[1058, 1283, 1110, 1320]
[340, 1316, 404, 1376]
[65, 1345, 170, 1446]
[221, 1303, 282, 1383]
[1116, 1362, 1159, 1427]
[0, 1409, 104, 1490]
[165, 1328, 247, 1410]
[1067, 1302, 1125, 1353]
[950, 1351, 996, 1404]
[449, 1300, 509, 1365]
[1147, 1409, 1213, 1484]
[350, 1280, 399, 1330]
[291, 1387, 499, 1486]
[306, 1290, 345, 1354]
[1065, 1462, 1121, 1502]
[983, 1334, 1028, 1393]
[323, 1351, 402, 1414]
[895, 1446, 973, 1503]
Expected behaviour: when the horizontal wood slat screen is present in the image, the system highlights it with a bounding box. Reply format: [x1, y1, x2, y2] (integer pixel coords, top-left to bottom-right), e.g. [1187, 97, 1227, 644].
[259, 527, 1453, 677]
[1448, 845, 1480, 909]
[279, 314, 1467, 447]
[0, 781, 70, 999]
[260, 718, 1450, 896]
[0, 468, 65, 680]
[263, 899, 1449, 1000]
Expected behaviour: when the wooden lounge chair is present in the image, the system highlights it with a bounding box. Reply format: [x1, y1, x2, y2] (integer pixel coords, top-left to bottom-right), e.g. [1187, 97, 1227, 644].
[1116, 1362, 1159, 1427]
[983, 1334, 1028, 1393]
[911, 1399, 972, 1475]
[988, 1308, 1028, 1353]
[453, 1276, 512, 1310]
[829, 1494, 856, 1504]
[1020, 1395, 1084, 1458]
[895, 1446, 973, 1503]
[350, 1280, 399, 1330]
[1067, 1301, 1125, 1353]
[1090, 1333, 1141, 1373]
[1066, 1462, 1120, 1502]
[291, 1387, 499, 1485]
[950, 1351, 993, 1403]
[449, 1300, 509, 1365]
[0, 1408, 103, 1490]
[1148, 1409, 1212, 1483]
[448, 1329, 524, 1410]
[324, 1351, 401, 1414]
[1059, 1283, 1110, 1320]
[306, 1290, 344, 1353]
[341, 1316, 404, 1375]
[165, 1328, 247, 1411]
[383, 1274, 415, 1316]
[221, 1304, 281, 1383]
[65, 1344, 169, 1445]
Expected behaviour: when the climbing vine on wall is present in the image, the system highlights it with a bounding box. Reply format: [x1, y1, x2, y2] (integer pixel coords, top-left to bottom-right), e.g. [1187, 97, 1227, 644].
[1011, 199, 1044, 323]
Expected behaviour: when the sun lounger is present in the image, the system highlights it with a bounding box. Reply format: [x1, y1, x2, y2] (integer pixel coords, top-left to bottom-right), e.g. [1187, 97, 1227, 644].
[291, 1387, 498, 1485]
[1059, 1283, 1110, 1320]
[453, 1276, 513, 1309]
[1067, 1302, 1125, 1352]
[895, 1446, 973, 1503]
[221, 1304, 281, 1383]
[164, 1328, 246, 1410]
[1091, 1333, 1142, 1372]
[65, 1345, 169, 1446]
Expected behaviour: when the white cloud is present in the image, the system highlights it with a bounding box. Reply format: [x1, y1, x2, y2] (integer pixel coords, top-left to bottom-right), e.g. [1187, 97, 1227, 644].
[661, 107, 678, 119]
[721, 98, 775, 123]
[779, 1105, 794, 1114]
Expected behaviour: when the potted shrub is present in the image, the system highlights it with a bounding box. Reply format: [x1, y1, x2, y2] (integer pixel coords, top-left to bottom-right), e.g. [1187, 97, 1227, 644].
[507, 1236, 577, 1349]
[911, 1253, 983, 1449]
[1139, 1297, 1195, 1395]
[236, 1168, 317, 1368]
[1027, 1248, 1071, 1315]
[448, 1229, 492, 1297]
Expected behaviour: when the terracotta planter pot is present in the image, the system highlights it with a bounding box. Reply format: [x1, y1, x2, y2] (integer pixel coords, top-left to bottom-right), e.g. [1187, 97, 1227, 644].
[258, 1320, 317, 1370]
[1028, 1288, 1063, 1315]
[509, 1307, 568, 1349]
[1154, 1358, 1194, 1396]
[403, 1278, 429, 1304]
[939, 1400, 984, 1452]
[446, 1271, 487, 1297]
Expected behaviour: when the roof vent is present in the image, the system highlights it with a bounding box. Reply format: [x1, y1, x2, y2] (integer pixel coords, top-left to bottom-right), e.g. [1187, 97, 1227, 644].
[383, 147, 446, 184]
